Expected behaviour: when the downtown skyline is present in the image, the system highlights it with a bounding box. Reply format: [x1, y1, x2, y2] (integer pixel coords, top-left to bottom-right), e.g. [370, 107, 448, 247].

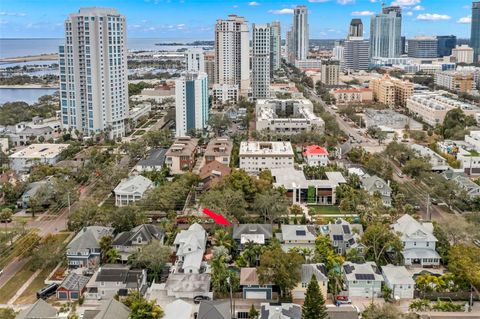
[0, 0, 476, 40]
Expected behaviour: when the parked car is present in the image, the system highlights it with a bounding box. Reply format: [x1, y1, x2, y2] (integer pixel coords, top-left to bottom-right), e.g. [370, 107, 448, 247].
[414, 205, 421, 211]
[193, 295, 211, 304]
[0, 268, 3, 276]
[473, 239, 480, 247]
[396, 171, 404, 178]
[36, 283, 58, 300]
[431, 198, 439, 205]
[336, 295, 351, 305]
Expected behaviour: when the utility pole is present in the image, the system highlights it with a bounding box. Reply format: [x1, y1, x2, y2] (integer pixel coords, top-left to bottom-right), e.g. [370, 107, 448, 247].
[427, 194, 431, 221]
[67, 192, 71, 215]
[227, 276, 234, 319]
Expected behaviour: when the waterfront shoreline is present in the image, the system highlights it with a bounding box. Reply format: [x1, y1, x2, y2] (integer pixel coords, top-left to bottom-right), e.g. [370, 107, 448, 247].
[0, 84, 58, 89]
[0, 53, 58, 63]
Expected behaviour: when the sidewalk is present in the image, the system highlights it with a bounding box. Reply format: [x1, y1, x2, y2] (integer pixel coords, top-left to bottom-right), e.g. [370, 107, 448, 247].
[7, 269, 41, 305]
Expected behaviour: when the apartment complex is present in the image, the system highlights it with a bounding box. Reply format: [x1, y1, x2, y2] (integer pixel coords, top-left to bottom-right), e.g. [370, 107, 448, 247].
[320, 60, 340, 86]
[215, 15, 250, 96]
[165, 137, 199, 174]
[332, 88, 373, 106]
[185, 48, 205, 73]
[370, 6, 402, 58]
[175, 72, 209, 137]
[211, 84, 238, 107]
[434, 70, 477, 93]
[370, 75, 413, 107]
[204, 51, 215, 87]
[270, 21, 281, 74]
[344, 38, 370, 72]
[255, 99, 325, 135]
[407, 37, 438, 58]
[252, 24, 271, 99]
[452, 45, 475, 64]
[472, 2, 480, 62]
[9, 143, 69, 173]
[406, 92, 480, 127]
[239, 141, 294, 173]
[59, 7, 128, 138]
[203, 137, 233, 166]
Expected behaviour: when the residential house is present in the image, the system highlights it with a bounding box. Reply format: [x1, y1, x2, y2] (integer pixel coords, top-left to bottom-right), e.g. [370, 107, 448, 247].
[303, 145, 329, 167]
[56, 272, 90, 301]
[442, 168, 480, 198]
[112, 224, 165, 262]
[271, 167, 346, 205]
[319, 218, 364, 255]
[66, 226, 114, 268]
[391, 214, 441, 267]
[203, 137, 233, 167]
[84, 264, 147, 300]
[197, 300, 231, 319]
[165, 137, 198, 174]
[342, 261, 384, 298]
[134, 148, 167, 172]
[9, 143, 68, 173]
[259, 303, 302, 319]
[173, 223, 207, 273]
[163, 273, 212, 299]
[232, 224, 273, 249]
[198, 160, 231, 191]
[411, 144, 448, 171]
[361, 175, 392, 207]
[163, 299, 194, 319]
[82, 298, 131, 319]
[240, 267, 273, 300]
[278, 224, 317, 252]
[382, 264, 415, 299]
[292, 264, 328, 301]
[16, 299, 58, 319]
[114, 175, 153, 207]
[17, 180, 51, 208]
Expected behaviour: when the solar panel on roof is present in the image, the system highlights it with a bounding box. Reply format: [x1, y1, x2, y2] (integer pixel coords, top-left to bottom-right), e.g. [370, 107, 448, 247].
[355, 273, 375, 280]
[348, 238, 355, 245]
[296, 230, 306, 236]
[342, 225, 351, 234]
[333, 234, 343, 241]
[343, 265, 353, 274]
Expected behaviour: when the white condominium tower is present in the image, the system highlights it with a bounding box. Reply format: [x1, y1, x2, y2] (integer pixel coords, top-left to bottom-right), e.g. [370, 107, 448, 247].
[370, 5, 402, 58]
[252, 24, 271, 99]
[59, 7, 128, 138]
[185, 48, 205, 73]
[293, 5, 309, 61]
[270, 21, 281, 73]
[175, 72, 209, 137]
[214, 14, 250, 97]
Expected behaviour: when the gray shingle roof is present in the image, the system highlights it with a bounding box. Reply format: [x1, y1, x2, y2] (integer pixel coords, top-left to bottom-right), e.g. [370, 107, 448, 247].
[136, 148, 167, 167]
[300, 264, 328, 283]
[67, 226, 114, 251]
[112, 224, 164, 246]
[232, 224, 273, 240]
[361, 175, 391, 193]
[16, 299, 57, 319]
[113, 175, 153, 196]
[197, 300, 231, 319]
[91, 299, 131, 319]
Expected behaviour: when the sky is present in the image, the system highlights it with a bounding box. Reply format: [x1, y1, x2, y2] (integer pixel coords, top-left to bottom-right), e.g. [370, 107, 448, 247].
[0, 0, 475, 40]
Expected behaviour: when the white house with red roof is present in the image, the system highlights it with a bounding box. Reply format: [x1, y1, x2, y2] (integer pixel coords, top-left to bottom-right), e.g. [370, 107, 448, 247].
[303, 145, 329, 166]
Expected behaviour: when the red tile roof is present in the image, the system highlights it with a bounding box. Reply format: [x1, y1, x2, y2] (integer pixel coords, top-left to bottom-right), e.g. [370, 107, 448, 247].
[303, 145, 329, 156]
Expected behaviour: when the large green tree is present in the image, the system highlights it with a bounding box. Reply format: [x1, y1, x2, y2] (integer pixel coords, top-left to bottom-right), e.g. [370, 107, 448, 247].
[361, 222, 403, 266]
[302, 276, 328, 319]
[129, 241, 171, 282]
[123, 291, 164, 319]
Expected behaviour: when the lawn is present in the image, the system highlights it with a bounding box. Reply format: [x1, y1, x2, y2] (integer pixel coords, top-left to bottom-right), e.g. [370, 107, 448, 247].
[308, 205, 342, 215]
[0, 263, 35, 304]
[15, 266, 54, 304]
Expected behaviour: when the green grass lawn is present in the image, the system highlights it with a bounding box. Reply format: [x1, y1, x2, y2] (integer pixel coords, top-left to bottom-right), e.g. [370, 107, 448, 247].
[308, 205, 342, 215]
[0, 263, 35, 304]
[133, 129, 146, 136]
[15, 266, 54, 304]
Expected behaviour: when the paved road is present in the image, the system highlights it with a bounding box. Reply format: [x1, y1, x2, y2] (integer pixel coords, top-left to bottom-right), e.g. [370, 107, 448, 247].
[0, 257, 29, 289]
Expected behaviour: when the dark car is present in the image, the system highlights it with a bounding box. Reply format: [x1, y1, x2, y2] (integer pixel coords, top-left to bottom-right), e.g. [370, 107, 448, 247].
[36, 283, 58, 300]
[193, 295, 211, 304]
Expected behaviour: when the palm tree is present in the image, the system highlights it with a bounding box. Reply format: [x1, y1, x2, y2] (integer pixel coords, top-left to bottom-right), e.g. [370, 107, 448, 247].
[242, 241, 263, 267]
[105, 248, 119, 263]
[213, 229, 234, 251]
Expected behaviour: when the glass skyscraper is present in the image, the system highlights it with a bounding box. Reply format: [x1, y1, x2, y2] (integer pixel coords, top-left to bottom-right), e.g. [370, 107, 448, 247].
[370, 6, 402, 59]
[471, 2, 480, 62]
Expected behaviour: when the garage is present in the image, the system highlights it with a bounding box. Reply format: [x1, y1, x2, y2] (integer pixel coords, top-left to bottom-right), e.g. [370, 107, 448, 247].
[292, 290, 305, 300]
[245, 290, 268, 299]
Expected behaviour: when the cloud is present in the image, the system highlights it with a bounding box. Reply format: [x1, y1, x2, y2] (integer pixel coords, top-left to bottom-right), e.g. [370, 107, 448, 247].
[351, 11, 374, 16]
[232, 4, 239, 8]
[268, 8, 294, 14]
[337, 0, 355, 4]
[307, 0, 331, 2]
[248, 1, 260, 6]
[391, 0, 420, 7]
[406, 11, 413, 16]
[370, 0, 377, 2]
[413, 5, 424, 10]
[416, 13, 451, 21]
[0, 12, 27, 17]
[457, 15, 471, 24]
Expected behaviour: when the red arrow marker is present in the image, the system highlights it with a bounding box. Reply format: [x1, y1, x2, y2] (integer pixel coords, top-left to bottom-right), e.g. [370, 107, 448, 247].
[202, 208, 231, 226]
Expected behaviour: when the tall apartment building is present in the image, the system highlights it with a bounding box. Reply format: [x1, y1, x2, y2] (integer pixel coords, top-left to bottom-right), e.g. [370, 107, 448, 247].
[370, 75, 413, 107]
[204, 51, 215, 87]
[293, 6, 309, 61]
[472, 2, 480, 62]
[59, 7, 128, 138]
[175, 72, 209, 137]
[434, 71, 476, 93]
[452, 45, 475, 64]
[286, 28, 295, 64]
[270, 21, 281, 73]
[252, 24, 271, 99]
[215, 15, 250, 97]
[407, 37, 438, 58]
[436, 35, 457, 57]
[348, 19, 363, 39]
[185, 48, 205, 73]
[320, 60, 340, 86]
[370, 6, 402, 58]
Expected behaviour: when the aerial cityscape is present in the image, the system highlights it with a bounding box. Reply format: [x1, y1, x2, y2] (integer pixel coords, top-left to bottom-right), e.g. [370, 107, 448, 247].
[0, 0, 480, 319]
